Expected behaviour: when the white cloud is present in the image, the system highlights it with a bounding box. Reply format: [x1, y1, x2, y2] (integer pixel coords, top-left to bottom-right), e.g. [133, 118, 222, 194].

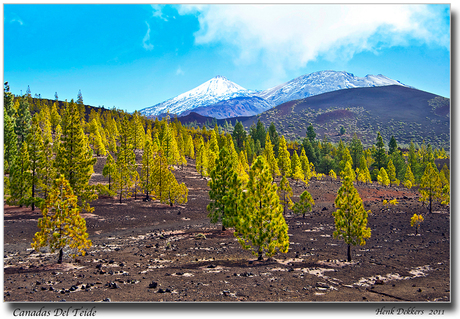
[143, 21, 154, 51]
[151, 4, 168, 21]
[177, 4, 449, 77]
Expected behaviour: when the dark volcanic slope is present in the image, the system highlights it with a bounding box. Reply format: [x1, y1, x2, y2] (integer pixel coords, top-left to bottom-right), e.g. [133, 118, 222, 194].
[229, 86, 449, 149]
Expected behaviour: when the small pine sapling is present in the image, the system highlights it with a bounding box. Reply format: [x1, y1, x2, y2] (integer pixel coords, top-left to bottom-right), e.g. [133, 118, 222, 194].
[292, 190, 315, 218]
[410, 214, 424, 235]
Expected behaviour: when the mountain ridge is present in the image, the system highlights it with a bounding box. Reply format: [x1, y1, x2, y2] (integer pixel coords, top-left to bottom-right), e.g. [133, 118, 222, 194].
[139, 70, 409, 119]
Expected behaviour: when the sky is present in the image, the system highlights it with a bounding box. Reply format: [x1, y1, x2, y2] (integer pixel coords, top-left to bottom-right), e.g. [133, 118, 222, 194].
[3, 1, 451, 113]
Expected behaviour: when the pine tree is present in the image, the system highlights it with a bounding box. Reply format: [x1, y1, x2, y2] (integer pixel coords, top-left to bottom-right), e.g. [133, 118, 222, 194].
[410, 214, 424, 236]
[388, 135, 398, 155]
[4, 112, 18, 175]
[357, 155, 371, 185]
[195, 137, 208, 177]
[329, 169, 337, 183]
[26, 117, 45, 211]
[419, 162, 442, 214]
[7, 141, 31, 207]
[349, 133, 364, 170]
[112, 117, 137, 203]
[263, 133, 280, 178]
[184, 133, 195, 159]
[232, 120, 246, 151]
[31, 175, 92, 264]
[387, 159, 400, 186]
[164, 169, 188, 207]
[131, 111, 146, 151]
[236, 150, 250, 184]
[292, 190, 315, 218]
[37, 128, 56, 202]
[277, 135, 291, 177]
[15, 96, 32, 146]
[278, 175, 293, 216]
[372, 132, 387, 171]
[207, 147, 238, 231]
[234, 156, 289, 261]
[377, 167, 390, 187]
[140, 138, 155, 201]
[333, 161, 371, 262]
[55, 100, 97, 212]
[50, 102, 61, 133]
[290, 149, 303, 184]
[102, 153, 116, 192]
[88, 118, 106, 156]
[299, 147, 312, 185]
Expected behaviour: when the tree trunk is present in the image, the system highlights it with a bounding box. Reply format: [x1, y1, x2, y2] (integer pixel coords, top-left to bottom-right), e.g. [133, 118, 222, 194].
[58, 248, 63, 264]
[347, 244, 352, 262]
[258, 250, 263, 261]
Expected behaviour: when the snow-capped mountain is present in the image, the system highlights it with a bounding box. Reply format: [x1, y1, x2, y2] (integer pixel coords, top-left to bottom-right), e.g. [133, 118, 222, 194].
[139, 71, 409, 119]
[256, 70, 408, 106]
[139, 75, 252, 117]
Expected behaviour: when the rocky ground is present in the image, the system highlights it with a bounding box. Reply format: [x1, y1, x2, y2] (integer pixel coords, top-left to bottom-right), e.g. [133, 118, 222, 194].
[3, 158, 450, 302]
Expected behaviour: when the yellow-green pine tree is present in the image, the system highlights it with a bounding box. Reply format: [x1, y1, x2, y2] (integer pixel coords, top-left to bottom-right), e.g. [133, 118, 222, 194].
[419, 162, 442, 213]
[333, 161, 371, 262]
[196, 136, 208, 177]
[55, 100, 97, 212]
[32, 175, 92, 264]
[290, 149, 303, 184]
[277, 135, 291, 177]
[299, 147, 312, 185]
[207, 147, 238, 231]
[112, 117, 137, 203]
[292, 190, 315, 218]
[234, 156, 289, 261]
[387, 159, 400, 186]
[278, 175, 293, 216]
[357, 155, 371, 185]
[377, 167, 390, 187]
[263, 133, 280, 178]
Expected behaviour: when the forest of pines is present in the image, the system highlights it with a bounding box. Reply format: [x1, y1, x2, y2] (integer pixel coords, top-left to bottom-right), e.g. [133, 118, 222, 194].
[3, 83, 450, 263]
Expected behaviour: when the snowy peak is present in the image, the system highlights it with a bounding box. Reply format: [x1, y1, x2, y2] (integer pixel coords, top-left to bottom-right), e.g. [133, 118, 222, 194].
[140, 75, 250, 117]
[186, 75, 246, 97]
[258, 70, 408, 106]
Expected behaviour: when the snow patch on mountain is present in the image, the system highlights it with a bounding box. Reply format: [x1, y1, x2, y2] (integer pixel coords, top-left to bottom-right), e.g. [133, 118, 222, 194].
[257, 70, 408, 107]
[140, 75, 252, 117]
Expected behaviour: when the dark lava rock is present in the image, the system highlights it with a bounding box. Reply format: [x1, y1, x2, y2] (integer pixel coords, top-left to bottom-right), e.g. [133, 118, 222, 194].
[148, 281, 158, 289]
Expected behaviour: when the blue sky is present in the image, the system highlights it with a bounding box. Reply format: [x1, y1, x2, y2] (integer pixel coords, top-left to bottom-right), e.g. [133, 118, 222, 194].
[3, 2, 451, 113]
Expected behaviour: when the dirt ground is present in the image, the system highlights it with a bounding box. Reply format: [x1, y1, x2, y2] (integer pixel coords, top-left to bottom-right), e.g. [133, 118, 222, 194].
[3, 157, 450, 302]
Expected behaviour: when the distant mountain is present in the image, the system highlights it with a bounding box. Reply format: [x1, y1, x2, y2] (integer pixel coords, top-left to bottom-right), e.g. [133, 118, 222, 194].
[257, 70, 408, 106]
[139, 71, 409, 119]
[139, 75, 253, 117]
[180, 96, 272, 119]
[177, 85, 450, 151]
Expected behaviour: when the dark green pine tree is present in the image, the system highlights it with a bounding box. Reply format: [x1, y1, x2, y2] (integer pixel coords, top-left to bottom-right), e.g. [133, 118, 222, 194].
[268, 122, 280, 157]
[232, 120, 247, 152]
[349, 133, 364, 170]
[372, 132, 387, 171]
[7, 141, 31, 207]
[4, 112, 18, 175]
[388, 135, 398, 155]
[207, 147, 239, 231]
[15, 96, 32, 146]
[55, 100, 97, 212]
